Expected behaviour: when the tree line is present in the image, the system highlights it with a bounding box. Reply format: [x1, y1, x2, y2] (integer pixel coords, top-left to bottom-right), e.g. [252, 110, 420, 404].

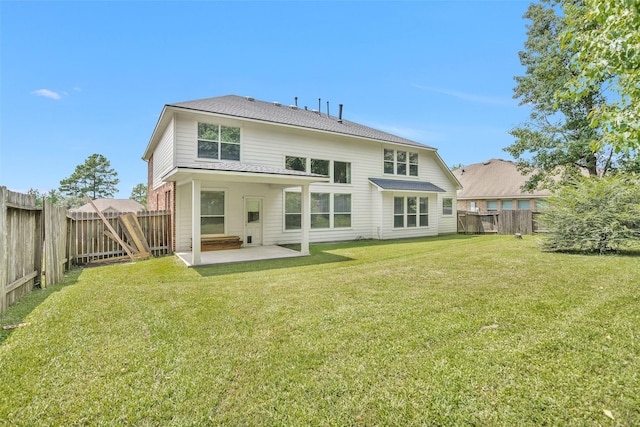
[510, 0, 639, 253]
[29, 153, 147, 209]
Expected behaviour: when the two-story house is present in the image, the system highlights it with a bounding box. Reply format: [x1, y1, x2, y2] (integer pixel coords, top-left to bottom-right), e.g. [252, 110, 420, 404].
[142, 95, 461, 265]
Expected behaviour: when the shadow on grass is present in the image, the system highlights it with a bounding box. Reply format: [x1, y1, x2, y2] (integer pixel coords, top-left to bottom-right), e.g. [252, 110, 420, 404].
[0, 268, 82, 346]
[193, 249, 353, 277]
[193, 234, 481, 277]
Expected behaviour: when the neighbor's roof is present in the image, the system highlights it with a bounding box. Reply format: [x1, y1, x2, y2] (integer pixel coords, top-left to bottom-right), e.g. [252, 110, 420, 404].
[452, 159, 551, 199]
[71, 198, 144, 213]
[369, 177, 445, 193]
[167, 95, 434, 150]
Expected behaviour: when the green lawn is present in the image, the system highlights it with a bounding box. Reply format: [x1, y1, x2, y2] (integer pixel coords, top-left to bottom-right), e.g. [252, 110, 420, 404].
[1, 235, 638, 426]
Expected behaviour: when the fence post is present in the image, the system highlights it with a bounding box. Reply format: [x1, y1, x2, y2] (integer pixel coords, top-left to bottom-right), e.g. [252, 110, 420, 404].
[1, 187, 8, 312]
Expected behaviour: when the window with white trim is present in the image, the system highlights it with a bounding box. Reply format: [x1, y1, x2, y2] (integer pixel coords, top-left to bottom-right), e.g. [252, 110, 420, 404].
[285, 156, 307, 172]
[334, 194, 351, 228]
[394, 196, 428, 228]
[384, 148, 418, 176]
[201, 191, 225, 236]
[334, 161, 351, 184]
[284, 191, 352, 230]
[311, 193, 330, 229]
[198, 123, 240, 161]
[284, 157, 348, 182]
[284, 192, 302, 230]
[442, 197, 452, 215]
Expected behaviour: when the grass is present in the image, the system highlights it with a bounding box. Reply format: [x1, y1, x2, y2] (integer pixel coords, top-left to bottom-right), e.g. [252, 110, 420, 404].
[0, 235, 638, 426]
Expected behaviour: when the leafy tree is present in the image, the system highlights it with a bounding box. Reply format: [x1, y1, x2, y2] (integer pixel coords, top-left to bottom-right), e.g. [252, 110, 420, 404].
[27, 188, 65, 208]
[505, 1, 612, 191]
[561, 0, 640, 152]
[59, 154, 119, 199]
[541, 175, 640, 253]
[130, 183, 148, 208]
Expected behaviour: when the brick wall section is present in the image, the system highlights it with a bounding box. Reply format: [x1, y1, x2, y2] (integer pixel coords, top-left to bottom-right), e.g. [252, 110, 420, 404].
[147, 154, 176, 251]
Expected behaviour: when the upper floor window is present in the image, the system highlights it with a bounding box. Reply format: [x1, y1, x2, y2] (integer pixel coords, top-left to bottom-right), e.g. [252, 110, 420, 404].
[384, 148, 418, 176]
[285, 156, 307, 171]
[334, 161, 351, 184]
[198, 123, 240, 161]
[285, 156, 350, 183]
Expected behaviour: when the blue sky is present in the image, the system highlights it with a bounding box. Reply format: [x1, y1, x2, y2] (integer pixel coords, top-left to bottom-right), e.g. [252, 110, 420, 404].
[1, 0, 531, 198]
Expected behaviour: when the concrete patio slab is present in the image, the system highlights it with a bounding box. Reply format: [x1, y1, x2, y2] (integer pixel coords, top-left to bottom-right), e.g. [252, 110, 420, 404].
[175, 245, 305, 267]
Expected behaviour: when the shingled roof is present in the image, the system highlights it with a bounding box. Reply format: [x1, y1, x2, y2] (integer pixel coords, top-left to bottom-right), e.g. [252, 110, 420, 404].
[369, 178, 445, 193]
[452, 159, 551, 199]
[168, 95, 433, 150]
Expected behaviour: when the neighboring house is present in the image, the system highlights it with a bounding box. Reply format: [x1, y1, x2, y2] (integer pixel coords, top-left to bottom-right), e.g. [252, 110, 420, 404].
[452, 159, 550, 213]
[142, 94, 461, 264]
[71, 198, 144, 214]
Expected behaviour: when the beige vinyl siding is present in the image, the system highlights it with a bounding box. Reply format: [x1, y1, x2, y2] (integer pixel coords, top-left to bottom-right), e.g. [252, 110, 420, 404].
[175, 182, 192, 251]
[152, 117, 175, 190]
[243, 122, 381, 243]
[169, 110, 459, 245]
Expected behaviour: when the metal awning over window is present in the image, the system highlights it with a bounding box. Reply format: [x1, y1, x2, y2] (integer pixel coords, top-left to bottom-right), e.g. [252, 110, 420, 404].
[369, 177, 445, 192]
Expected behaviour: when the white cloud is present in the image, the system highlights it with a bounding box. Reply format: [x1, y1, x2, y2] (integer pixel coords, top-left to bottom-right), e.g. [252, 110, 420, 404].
[32, 89, 62, 100]
[413, 84, 514, 106]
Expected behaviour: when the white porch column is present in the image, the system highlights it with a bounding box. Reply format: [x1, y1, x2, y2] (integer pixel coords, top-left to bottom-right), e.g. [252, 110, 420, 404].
[191, 179, 202, 265]
[301, 183, 310, 255]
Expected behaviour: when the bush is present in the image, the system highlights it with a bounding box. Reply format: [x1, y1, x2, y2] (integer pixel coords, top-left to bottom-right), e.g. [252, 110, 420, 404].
[541, 175, 640, 253]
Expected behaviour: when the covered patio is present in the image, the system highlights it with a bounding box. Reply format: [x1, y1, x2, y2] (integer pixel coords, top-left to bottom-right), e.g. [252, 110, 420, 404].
[165, 162, 329, 266]
[175, 245, 305, 267]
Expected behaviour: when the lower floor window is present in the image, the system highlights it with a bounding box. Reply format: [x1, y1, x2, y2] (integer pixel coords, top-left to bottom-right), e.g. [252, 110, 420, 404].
[285, 191, 351, 230]
[394, 196, 428, 228]
[442, 198, 453, 215]
[201, 190, 225, 235]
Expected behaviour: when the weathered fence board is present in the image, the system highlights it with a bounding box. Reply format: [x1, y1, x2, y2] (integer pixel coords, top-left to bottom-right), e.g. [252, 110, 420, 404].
[66, 210, 170, 264]
[1, 187, 42, 312]
[43, 201, 68, 287]
[458, 210, 543, 235]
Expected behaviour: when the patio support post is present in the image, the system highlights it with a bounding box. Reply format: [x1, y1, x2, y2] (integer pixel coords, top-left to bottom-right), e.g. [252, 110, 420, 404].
[192, 179, 201, 265]
[301, 183, 310, 255]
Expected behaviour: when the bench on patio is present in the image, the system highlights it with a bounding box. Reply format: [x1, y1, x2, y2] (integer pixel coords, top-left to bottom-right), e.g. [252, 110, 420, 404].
[197, 236, 243, 252]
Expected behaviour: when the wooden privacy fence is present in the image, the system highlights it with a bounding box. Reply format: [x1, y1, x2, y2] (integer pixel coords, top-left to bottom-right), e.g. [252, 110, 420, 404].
[2, 186, 173, 313]
[1, 187, 42, 312]
[66, 210, 171, 265]
[0, 187, 67, 312]
[457, 210, 544, 235]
